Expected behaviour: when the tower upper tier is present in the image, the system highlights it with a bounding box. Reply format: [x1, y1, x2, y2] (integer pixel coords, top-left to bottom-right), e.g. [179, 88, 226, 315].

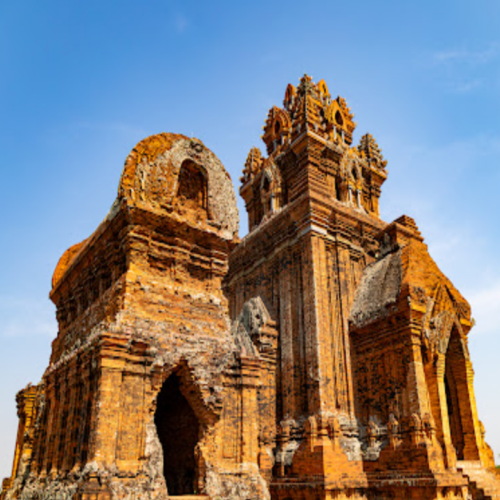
[240, 75, 387, 232]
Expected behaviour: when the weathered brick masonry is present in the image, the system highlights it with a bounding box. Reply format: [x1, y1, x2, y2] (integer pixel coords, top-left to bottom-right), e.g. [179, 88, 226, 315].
[2, 76, 499, 500]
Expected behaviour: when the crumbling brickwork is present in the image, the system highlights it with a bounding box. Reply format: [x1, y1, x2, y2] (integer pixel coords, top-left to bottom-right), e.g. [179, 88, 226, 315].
[2, 77, 499, 500]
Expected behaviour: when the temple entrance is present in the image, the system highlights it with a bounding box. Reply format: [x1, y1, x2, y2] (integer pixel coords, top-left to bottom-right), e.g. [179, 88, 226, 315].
[444, 357, 465, 459]
[154, 374, 199, 495]
[443, 327, 478, 460]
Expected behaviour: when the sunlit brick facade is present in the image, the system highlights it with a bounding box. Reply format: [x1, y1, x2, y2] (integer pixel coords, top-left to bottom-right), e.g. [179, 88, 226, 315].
[2, 77, 499, 500]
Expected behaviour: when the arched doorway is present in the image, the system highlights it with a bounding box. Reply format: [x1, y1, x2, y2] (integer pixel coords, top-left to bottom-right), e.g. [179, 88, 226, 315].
[443, 328, 480, 461]
[444, 357, 464, 459]
[154, 374, 199, 495]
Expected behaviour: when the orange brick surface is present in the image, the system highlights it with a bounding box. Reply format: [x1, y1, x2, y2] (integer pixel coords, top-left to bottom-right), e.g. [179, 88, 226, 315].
[2, 77, 499, 500]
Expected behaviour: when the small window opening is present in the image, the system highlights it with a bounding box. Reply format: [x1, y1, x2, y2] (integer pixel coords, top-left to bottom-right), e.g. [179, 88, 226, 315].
[177, 160, 207, 213]
[262, 177, 270, 193]
[335, 110, 344, 126]
[335, 177, 341, 201]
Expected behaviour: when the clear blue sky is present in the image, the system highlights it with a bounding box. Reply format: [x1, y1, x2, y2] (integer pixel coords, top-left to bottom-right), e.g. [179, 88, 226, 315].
[1, 0, 499, 480]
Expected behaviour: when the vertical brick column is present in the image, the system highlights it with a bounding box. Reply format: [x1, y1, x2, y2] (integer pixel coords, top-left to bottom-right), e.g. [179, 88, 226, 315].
[459, 357, 482, 460]
[300, 233, 324, 415]
[434, 353, 457, 467]
[91, 345, 126, 466]
[74, 361, 91, 470]
[40, 378, 56, 476]
[62, 360, 80, 472]
[406, 330, 432, 419]
[51, 370, 68, 474]
[334, 242, 356, 417]
[279, 255, 295, 419]
[240, 357, 261, 465]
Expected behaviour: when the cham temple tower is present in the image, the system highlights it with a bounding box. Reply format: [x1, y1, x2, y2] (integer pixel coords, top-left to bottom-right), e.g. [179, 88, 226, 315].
[2, 76, 500, 500]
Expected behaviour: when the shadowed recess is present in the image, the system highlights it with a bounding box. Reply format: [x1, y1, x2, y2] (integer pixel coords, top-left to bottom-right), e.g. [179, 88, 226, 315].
[154, 375, 199, 496]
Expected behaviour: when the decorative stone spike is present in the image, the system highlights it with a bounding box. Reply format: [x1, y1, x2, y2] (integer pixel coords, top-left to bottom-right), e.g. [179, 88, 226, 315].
[358, 133, 387, 168]
[241, 147, 263, 183]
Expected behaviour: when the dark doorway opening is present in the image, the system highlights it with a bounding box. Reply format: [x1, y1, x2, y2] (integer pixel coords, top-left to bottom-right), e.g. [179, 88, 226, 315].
[445, 331, 465, 460]
[154, 374, 199, 495]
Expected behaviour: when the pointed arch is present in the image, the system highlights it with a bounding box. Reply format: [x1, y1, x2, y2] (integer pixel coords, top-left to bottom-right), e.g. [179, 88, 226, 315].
[443, 326, 479, 460]
[316, 79, 330, 99]
[425, 318, 481, 465]
[260, 162, 282, 216]
[155, 373, 199, 495]
[153, 362, 217, 496]
[261, 170, 273, 216]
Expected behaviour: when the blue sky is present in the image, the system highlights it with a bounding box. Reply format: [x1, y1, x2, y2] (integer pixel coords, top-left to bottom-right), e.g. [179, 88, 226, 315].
[1, 0, 500, 480]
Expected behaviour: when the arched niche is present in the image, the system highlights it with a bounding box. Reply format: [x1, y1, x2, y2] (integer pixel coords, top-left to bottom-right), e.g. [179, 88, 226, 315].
[176, 159, 208, 216]
[261, 175, 272, 215]
[259, 165, 281, 221]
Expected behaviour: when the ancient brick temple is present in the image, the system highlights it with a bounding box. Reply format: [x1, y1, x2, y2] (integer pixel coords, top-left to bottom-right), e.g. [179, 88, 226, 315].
[2, 76, 499, 500]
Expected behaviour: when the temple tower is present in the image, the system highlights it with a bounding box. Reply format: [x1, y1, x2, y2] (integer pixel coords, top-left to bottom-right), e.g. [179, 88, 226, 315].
[226, 75, 388, 495]
[232, 75, 388, 418]
[1, 133, 269, 500]
[3, 77, 500, 500]
[225, 75, 499, 500]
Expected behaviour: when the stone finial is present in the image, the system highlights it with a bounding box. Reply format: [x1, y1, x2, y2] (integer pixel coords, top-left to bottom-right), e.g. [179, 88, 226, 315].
[358, 133, 387, 169]
[277, 76, 357, 147]
[284, 83, 297, 108]
[297, 74, 318, 97]
[241, 147, 263, 184]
